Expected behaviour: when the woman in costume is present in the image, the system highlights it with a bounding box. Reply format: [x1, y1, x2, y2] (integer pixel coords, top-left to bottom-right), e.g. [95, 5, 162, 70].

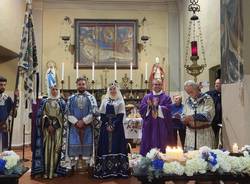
[94, 82, 129, 178]
[31, 85, 66, 179]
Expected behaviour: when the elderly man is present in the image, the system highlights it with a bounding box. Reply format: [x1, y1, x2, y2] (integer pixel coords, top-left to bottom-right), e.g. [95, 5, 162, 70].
[140, 79, 173, 156]
[183, 80, 215, 150]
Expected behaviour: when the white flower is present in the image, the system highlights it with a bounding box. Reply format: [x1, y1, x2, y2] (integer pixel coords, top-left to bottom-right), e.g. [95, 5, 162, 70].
[129, 154, 142, 168]
[3, 155, 20, 170]
[229, 156, 244, 174]
[199, 146, 212, 154]
[243, 151, 249, 157]
[185, 157, 207, 176]
[163, 161, 185, 175]
[146, 148, 160, 160]
[241, 157, 250, 175]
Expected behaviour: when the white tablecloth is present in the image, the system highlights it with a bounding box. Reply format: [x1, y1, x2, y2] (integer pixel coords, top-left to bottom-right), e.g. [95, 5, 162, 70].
[123, 118, 143, 139]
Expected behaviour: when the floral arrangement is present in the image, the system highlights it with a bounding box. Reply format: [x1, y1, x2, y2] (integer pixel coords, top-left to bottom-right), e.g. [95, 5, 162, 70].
[0, 151, 25, 175]
[131, 146, 250, 181]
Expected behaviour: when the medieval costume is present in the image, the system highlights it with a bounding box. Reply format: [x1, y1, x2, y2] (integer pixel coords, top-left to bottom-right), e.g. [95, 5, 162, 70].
[0, 93, 13, 152]
[184, 93, 215, 150]
[94, 82, 129, 178]
[31, 94, 66, 179]
[140, 90, 173, 156]
[66, 91, 98, 166]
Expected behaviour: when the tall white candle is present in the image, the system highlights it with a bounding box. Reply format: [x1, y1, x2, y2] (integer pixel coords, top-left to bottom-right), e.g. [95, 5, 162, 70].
[114, 61, 117, 81]
[130, 62, 133, 81]
[76, 62, 79, 79]
[92, 62, 95, 81]
[61, 62, 64, 81]
[145, 62, 148, 80]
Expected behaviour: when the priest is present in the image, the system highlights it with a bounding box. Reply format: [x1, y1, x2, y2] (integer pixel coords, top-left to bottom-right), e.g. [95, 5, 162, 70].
[139, 79, 174, 156]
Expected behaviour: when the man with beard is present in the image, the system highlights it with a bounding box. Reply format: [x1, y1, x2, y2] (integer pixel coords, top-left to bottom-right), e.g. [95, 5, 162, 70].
[66, 77, 98, 172]
[0, 76, 14, 151]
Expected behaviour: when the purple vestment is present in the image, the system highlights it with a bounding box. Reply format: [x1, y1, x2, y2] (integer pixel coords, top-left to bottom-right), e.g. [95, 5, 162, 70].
[140, 92, 174, 156]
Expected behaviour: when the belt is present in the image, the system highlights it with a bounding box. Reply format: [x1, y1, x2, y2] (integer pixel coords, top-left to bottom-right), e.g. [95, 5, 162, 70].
[187, 124, 211, 130]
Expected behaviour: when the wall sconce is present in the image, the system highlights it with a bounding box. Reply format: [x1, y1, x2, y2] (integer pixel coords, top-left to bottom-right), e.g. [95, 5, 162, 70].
[138, 17, 150, 52]
[59, 16, 72, 52]
[184, 0, 207, 82]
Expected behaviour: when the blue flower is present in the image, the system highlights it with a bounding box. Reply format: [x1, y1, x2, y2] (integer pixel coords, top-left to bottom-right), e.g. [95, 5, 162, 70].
[152, 159, 164, 170]
[208, 152, 217, 166]
[0, 159, 6, 174]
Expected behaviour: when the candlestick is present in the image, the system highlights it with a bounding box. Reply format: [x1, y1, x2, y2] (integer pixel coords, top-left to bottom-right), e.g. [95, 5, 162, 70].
[61, 80, 64, 98]
[114, 61, 117, 81]
[92, 62, 95, 81]
[232, 143, 239, 153]
[91, 80, 95, 94]
[129, 80, 133, 98]
[144, 80, 148, 91]
[61, 80, 64, 90]
[130, 62, 133, 81]
[76, 62, 79, 79]
[61, 62, 64, 81]
[145, 62, 148, 80]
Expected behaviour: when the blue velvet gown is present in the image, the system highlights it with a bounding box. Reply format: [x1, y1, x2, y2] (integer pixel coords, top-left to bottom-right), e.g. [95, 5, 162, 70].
[94, 101, 129, 178]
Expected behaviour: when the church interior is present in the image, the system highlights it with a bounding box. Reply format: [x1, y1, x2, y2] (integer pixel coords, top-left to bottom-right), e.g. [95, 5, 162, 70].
[0, 0, 250, 183]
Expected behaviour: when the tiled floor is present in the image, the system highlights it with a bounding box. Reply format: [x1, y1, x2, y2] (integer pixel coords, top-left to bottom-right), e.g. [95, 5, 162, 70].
[15, 146, 141, 184]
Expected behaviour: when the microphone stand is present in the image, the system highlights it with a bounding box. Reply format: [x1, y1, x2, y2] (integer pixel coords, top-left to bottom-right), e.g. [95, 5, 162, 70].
[193, 101, 198, 150]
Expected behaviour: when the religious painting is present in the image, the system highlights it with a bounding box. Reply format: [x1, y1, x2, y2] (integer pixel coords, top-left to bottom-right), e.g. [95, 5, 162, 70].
[75, 19, 138, 69]
[221, 0, 243, 83]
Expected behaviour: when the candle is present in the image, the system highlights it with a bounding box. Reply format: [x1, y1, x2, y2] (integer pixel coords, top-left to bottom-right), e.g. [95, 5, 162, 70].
[155, 57, 160, 63]
[232, 143, 239, 153]
[76, 62, 79, 79]
[145, 62, 148, 80]
[114, 61, 117, 81]
[92, 62, 95, 81]
[165, 146, 183, 160]
[130, 62, 133, 81]
[61, 62, 64, 81]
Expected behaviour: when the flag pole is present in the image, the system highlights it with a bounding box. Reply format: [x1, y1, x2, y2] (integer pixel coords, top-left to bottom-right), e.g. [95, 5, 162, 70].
[8, 66, 20, 150]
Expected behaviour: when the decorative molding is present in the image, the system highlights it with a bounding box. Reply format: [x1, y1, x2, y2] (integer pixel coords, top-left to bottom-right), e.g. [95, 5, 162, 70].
[34, 0, 176, 11]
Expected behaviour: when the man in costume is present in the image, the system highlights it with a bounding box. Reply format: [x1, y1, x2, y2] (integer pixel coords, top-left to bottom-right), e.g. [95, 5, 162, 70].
[94, 82, 128, 178]
[206, 79, 222, 147]
[0, 76, 15, 152]
[183, 80, 215, 150]
[140, 79, 173, 156]
[32, 85, 66, 179]
[67, 77, 98, 170]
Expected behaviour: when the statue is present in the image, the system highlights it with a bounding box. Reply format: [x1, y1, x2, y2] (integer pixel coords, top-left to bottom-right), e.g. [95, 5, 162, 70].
[149, 57, 166, 90]
[46, 61, 57, 96]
